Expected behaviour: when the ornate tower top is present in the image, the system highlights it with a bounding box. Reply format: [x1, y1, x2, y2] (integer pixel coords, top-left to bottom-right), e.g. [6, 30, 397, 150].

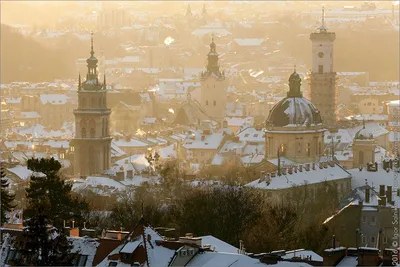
[80, 32, 106, 91]
[200, 34, 224, 80]
[317, 6, 328, 32]
[287, 67, 302, 97]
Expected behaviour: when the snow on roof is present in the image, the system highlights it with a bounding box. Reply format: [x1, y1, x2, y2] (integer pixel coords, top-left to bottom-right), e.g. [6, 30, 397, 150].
[200, 236, 238, 254]
[111, 142, 127, 158]
[241, 154, 264, 165]
[72, 176, 126, 192]
[337, 256, 358, 267]
[113, 138, 150, 148]
[347, 122, 389, 139]
[233, 38, 265, 46]
[324, 129, 353, 145]
[388, 100, 400, 107]
[225, 117, 254, 127]
[191, 28, 232, 36]
[157, 144, 177, 159]
[39, 94, 70, 105]
[114, 154, 150, 174]
[7, 165, 33, 180]
[219, 141, 246, 154]
[246, 163, 351, 190]
[5, 97, 21, 104]
[183, 133, 224, 150]
[120, 241, 142, 254]
[13, 124, 73, 138]
[281, 249, 322, 262]
[237, 127, 265, 143]
[349, 167, 399, 190]
[121, 56, 140, 63]
[144, 226, 175, 267]
[21, 111, 41, 119]
[346, 114, 388, 121]
[211, 153, 225, 166]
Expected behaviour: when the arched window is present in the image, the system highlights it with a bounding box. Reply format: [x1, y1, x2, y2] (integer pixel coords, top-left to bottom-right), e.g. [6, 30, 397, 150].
[206, 100, 209, 106]
[90, 128, 95, 138]
[213, 100, 216, 106]
[81, 127, 87, 138]
[306, 143, 311, 157]
[80, 118, 87, 128]
[280, 144, 285, 154]
[90, 97, 95, 108]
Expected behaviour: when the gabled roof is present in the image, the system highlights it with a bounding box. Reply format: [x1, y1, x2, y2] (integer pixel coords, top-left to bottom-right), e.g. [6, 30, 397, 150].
[174, 100, 211, 126]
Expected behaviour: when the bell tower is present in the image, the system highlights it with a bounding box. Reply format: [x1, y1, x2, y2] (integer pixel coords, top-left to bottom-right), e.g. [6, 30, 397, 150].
[307, 7, 338, 127]
[72, 33, 112, 177]
[199, 35, 227, 124]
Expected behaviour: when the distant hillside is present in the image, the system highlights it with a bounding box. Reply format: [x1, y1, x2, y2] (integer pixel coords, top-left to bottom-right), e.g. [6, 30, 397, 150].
[0, 24, 75, 83]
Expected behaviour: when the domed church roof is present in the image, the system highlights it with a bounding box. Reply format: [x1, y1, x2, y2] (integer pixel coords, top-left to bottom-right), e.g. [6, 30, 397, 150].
[355, 120, 374, 140]
[267, 70, 322, 127]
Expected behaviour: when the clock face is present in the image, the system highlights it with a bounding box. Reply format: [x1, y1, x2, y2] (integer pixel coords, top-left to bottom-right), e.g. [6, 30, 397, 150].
[318, 52, 324, 58]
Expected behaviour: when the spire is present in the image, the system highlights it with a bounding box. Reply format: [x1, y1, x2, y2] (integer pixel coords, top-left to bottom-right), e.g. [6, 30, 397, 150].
[103, 74, 106, 90]
[78, 73, 81, 89]
[277, 148, 281, 176]
[294, 64, 296, 72]
[318, 6, 328, 32]
[205, 34, 221, 76]
[90, 31, 94, 57]
[186, 4, 192, 17]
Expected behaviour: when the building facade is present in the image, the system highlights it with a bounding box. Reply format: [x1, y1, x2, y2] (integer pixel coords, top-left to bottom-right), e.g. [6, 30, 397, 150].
[307, 8, 338, 127]
[72, 36, 112, 176]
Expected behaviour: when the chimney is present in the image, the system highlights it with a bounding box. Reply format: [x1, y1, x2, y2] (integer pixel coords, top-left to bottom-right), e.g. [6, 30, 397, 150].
[379, 185, 387, 206]
[365, 186, 370, 203]
[357, 247, 381, 266]
[179, 234, 202, 247]
[69, 220, 79, 237]
[294, 166, 298, 173]
[259, 171, 265, 183]
[322, 247, 346, 266]
[266, 173, 271, 185]
[329, 161, 335, 167]
[201, 135, 206, 141]
[319, 162, 323, 169]
[323, 162, 328, 168]
[312, 163, 316, 170]
[299, 165, 303, 172]
[305, 163, 310, 171]
[288, 167, 293, 175]
[387, 186, 393, 204]
[282, 168, 287, 175]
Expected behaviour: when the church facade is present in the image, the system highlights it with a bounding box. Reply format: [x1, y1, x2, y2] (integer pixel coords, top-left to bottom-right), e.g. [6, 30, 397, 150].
[72, 35, 112, 176]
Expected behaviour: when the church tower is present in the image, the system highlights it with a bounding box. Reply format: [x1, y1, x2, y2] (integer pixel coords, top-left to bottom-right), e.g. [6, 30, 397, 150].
[72, 33, 111, 176]
[352, 121, 376, 168]
[200, 36, 227, 124]
[307, 7, 338, 127]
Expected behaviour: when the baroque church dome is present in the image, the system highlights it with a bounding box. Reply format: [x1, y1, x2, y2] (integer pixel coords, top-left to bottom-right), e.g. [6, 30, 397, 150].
[267, 71, 322, 127]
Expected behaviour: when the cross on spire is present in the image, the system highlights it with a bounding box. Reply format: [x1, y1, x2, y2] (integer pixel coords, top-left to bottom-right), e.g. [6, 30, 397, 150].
[322, 6, 325, 28]
[294, 64, 297, 73]
[90, 31, 94, 57]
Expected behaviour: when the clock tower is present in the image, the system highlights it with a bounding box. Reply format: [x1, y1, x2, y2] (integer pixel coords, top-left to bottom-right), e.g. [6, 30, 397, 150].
[307, 7, 338, 127]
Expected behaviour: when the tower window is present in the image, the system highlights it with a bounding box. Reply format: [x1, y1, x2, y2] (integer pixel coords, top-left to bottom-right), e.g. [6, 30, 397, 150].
[90, 128, 95, 138]
[81, 128, 87, 138]
[280, 144, 285, 154]
[318, 65, 323, 74]
[213, 100, 216, 106]
[359, 151, 364, 165]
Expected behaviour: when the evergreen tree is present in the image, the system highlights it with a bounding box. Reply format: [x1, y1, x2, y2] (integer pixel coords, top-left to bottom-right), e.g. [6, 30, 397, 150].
[24, 157, 89, 230]
[13, 158, 88, 266]
[14, 196, 77, 266]
[0, 167, 15, 225]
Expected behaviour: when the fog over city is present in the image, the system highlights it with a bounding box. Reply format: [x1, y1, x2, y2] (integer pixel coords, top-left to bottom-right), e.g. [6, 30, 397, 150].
[0, 1, 399, 267]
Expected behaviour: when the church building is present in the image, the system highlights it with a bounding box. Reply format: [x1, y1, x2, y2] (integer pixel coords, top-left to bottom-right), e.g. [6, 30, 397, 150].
[199, 36, 227, 124]
[71, 34, 112, 176]
[265, 69, 326, 163]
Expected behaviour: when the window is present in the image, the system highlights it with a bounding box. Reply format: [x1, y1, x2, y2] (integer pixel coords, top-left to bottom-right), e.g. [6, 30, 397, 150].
[76, 255, 88, 266]
[384, 236, 388, 244]
[181, 250, 187, 257]
[213, 100, 216, 106]
[280, 144, 285, 154]
[359, 151, 364, 165]
[362, 236, 366, 244]
[371, 216, 376, 224]
[306, 143, 311, 156]
[318, 65, 323, 74]
[6, 249, 16, 264]
[362, 215, 367, 223]
[109, 262, 118, 267]
[81, 128, 87, 138]
[244, 134, 249, 137]
[188, 249, 195, 255]
[90, 128, 95, 138]
[371, 236, 376, 243]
